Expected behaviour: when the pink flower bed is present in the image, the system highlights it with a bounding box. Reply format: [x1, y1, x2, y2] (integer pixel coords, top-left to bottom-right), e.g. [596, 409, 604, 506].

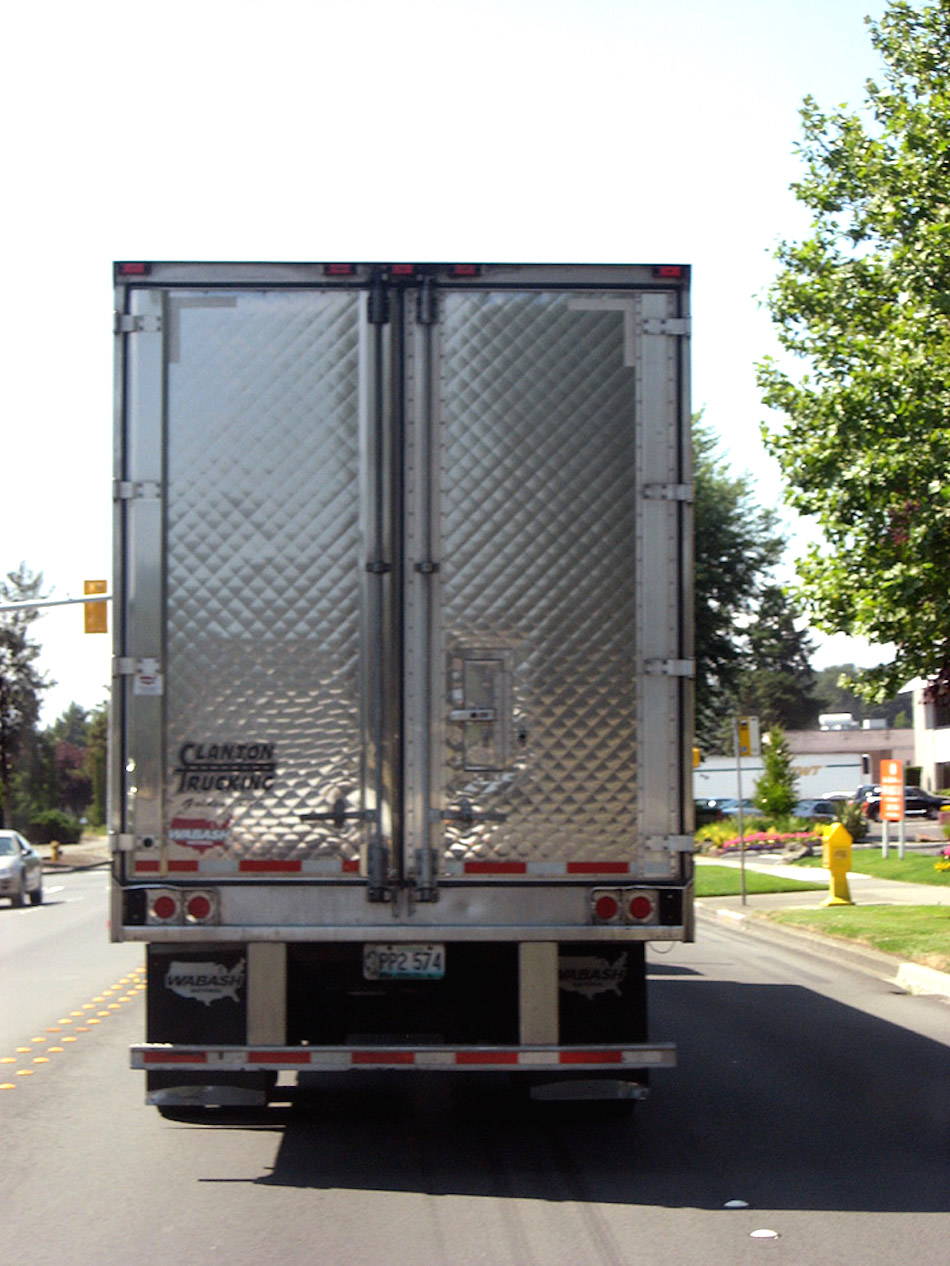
[718, 830, 822, 854]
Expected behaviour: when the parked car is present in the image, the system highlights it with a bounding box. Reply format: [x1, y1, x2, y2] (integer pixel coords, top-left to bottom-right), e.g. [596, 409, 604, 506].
[715, 797, 763, 818]
[0, 830, 43, 907]
[860, 786, 950, 821]
[695, 798, 724, 826]
[793, 798, 838, 822]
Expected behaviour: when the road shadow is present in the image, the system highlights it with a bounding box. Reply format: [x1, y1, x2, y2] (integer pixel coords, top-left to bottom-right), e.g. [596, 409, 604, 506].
[188, 976, 949, 1213]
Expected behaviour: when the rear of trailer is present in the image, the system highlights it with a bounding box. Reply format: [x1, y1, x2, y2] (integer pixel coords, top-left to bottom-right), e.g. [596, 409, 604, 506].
[110, 261, 693, 1109]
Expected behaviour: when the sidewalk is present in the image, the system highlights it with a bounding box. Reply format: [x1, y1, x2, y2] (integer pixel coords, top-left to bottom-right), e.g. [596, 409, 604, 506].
[696, 855, 950, 999]
[40, 837, 111, 870]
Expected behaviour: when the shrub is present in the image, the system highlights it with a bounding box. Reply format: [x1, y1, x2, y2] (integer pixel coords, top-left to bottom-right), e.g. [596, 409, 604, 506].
[27, 809, 83, 845]
[754, 727, 799, 816]
[833, 799, 868, 841]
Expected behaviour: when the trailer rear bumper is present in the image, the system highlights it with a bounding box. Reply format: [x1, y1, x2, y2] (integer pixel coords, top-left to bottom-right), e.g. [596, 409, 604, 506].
[133, 1042, 676, 1073]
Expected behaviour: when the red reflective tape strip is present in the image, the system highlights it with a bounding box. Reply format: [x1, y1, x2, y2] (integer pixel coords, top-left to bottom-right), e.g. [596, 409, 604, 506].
[135, 861, 161, 872]
[559, 1050, 624, 1065]
[168, 860, 199, 872]
[249, 1051, 308, 1064]
[239, 860, 302, 873]
[342, 859, 360, 873]
[456, 1051, 519, 1065]
[566, 861, 630, 875]
[351, 1051, 416, 1065]
[463, 861, 527, 874]
[144, 1052, 207, 1064]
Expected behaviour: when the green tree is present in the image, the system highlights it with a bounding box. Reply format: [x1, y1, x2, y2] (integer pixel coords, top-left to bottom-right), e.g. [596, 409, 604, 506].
[757, 0, 950, 703]
[51, 702, 89, 746]
[734, 585, 821, 730]
[693, 417, 785, 743]
[754, 726, 799, 816]
[0, 564, 51, 827]
[813, 663, 913, 726]
[84, 703, 107, 826]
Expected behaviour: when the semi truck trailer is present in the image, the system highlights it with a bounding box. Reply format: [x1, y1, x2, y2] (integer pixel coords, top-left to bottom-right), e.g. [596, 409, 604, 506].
[109, 260, 694, 1109]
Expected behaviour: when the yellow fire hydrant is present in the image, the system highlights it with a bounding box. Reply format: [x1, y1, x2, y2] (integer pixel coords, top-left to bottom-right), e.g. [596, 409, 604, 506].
[821, 822, 854, 906]
[50, 840, 61, 863]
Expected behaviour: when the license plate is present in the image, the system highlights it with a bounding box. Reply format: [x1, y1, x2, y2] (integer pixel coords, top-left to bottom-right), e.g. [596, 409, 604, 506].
[363, 943, 446, 980]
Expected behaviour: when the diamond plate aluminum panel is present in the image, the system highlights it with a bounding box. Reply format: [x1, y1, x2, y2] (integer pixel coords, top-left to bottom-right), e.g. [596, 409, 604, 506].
[163, 290, 365, 864]
[435, 291, 639, 866]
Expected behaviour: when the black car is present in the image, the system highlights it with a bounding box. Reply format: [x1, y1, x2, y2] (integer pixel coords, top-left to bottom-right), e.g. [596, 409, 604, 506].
[860, 786, 950, 821]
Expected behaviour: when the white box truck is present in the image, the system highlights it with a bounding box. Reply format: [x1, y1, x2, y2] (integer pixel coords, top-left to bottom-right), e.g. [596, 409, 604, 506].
[110, 261, 694, 1109]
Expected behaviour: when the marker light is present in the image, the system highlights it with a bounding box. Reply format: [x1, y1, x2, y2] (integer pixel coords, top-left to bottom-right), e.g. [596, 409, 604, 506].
[184, 892, 217, 924]
[150, 892, 180, 923]
[591, 890, 621, 923]
[627, 893, 656, 922]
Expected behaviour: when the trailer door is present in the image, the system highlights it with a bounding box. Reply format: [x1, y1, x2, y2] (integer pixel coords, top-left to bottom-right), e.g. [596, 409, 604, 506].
[402, 281, 688, 889]
[118, 284, 398, 885]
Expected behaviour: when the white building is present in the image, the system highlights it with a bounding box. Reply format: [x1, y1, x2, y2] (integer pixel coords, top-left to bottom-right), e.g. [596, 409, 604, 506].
[913, 685, 950, 791]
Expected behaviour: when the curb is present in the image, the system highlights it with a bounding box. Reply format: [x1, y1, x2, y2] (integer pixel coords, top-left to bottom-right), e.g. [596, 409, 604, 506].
[697, 901, 950, 1000]
[42, 859, 110, 873]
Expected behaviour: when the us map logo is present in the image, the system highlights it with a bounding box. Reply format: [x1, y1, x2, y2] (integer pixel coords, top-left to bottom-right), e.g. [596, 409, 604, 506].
[168, 817, 231, 853]
[165, 958, 246, 1006]
[559, 953, 629, 999]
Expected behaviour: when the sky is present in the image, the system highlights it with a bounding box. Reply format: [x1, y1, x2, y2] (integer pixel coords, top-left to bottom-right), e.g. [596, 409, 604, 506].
[2, 0, 892, 722]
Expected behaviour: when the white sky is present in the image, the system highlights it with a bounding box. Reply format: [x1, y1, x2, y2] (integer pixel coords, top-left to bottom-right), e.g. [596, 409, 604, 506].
[2, 0, 891, 721]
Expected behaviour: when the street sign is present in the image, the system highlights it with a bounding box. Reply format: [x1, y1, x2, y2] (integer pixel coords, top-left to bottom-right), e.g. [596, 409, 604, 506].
[736, 715, 760, 758]
[880, 758, 904, 822]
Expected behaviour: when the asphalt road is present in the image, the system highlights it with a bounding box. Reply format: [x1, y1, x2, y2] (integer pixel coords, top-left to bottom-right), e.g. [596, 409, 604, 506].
[0, 866, 143, 1054]
[1, 879, 948, 1265]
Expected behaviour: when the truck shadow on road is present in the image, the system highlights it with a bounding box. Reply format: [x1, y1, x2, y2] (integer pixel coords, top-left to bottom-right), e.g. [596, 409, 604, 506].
[188, 975, 949, 1214]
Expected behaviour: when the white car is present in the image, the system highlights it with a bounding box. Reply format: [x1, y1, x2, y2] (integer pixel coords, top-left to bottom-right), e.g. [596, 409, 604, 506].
[0, 830, 43, 907]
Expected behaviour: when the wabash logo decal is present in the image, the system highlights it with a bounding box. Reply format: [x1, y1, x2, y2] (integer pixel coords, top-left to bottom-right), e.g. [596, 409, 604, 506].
[558, 953, 629, 999]
[165, 958, 245, 1006]
[168, 817, 231, 853]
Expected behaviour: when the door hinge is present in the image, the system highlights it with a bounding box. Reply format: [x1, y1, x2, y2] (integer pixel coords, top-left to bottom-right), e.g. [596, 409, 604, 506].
[644, 483, 694, 502]
[114, 313, 162, 335]
[645, 835, 696, 853]
[645, 658, 695, 678]
[642, 317, 690, 336]
[114, 480, 162, 501]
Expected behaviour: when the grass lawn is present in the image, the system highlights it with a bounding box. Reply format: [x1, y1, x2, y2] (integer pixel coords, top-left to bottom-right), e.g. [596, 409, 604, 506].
[766, 906, 950, 973]
[695, 865, 825, 898]
[795, 849, 950, 887]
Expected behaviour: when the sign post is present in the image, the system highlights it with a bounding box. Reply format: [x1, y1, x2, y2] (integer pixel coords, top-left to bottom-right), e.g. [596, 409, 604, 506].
[879, 758, 905, 860]
[733, 716, 761, 906]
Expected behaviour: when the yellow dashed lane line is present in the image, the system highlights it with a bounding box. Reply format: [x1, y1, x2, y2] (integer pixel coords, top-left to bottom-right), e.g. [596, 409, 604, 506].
[0, 970, 146, 1090]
